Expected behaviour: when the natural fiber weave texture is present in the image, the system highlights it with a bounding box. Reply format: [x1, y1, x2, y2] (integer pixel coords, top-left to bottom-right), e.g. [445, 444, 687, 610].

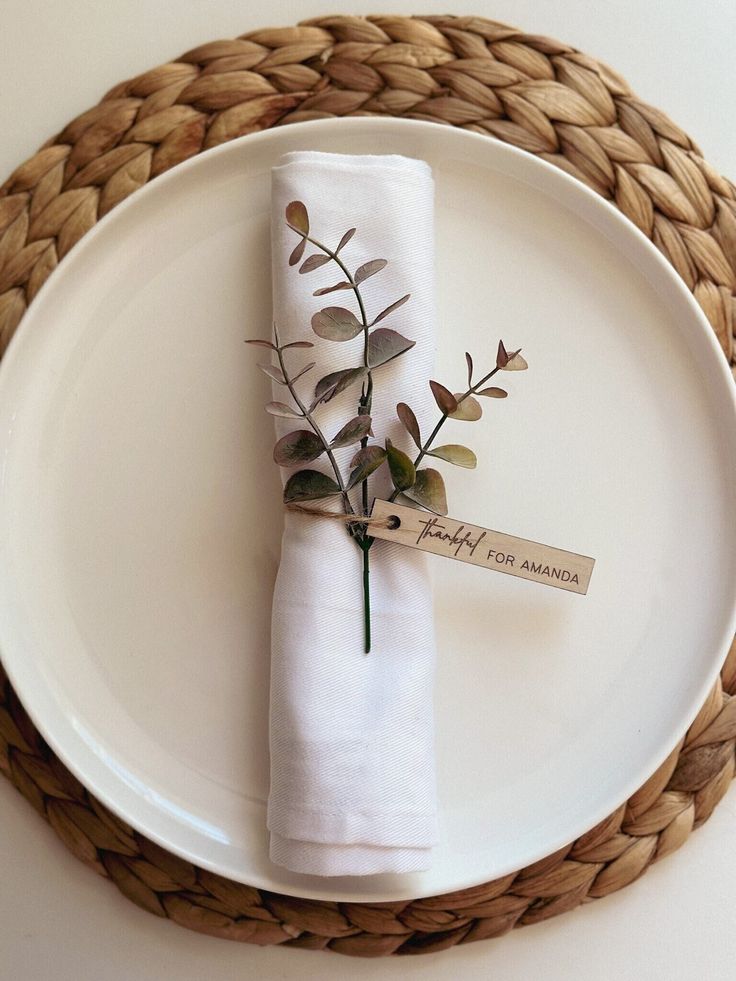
[1, 13, 735, 957]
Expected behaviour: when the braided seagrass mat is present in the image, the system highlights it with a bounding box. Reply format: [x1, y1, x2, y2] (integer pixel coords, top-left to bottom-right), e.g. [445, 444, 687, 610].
[1, 13, 736, 958]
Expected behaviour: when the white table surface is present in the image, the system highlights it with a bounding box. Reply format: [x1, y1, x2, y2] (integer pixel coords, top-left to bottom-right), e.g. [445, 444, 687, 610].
[1, 2, 735, 978]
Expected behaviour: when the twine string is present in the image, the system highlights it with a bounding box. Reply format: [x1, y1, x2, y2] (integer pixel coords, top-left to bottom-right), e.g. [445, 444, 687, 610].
[284, 502, 399, 530]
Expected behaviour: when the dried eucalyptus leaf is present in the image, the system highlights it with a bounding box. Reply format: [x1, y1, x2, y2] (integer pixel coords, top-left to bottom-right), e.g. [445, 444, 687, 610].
[273, 430, 324, 466]
[386, 441, 416, 491]
[313, 281, 352, 296]
[477, 386, 508, 398]
[429, 380, 458, 415]
[288, 237, 306, 266]
[347, 445, 387, 489]
[404, 468, 448, 515]
[465, 352, 473, 387]
[428, 444, 477, 469]
[330, 415, 372, 449]
[367, 328, 415, 368]
[245, 338, 276, 349]
[397, 402, 421, 449]
[314, 366, 366, 403]
[311, 306, 362, 342]
[496, 339, 510, 368]
[449, 395, 482, 421]
[350, 445, 375, 468]
[291, 361, 315, 383]
[265, 401, 302, 418]
[299, 254, 330, 274]
[283, 469, 341, 503]
[336, 227, 356, 252]
[285, 200, 309, 235]
[257, 362, 286, 385]
[281, 340, 314, 350]
[354, 258, 387, 284]
[503, 351, 528, 371]
[372, 293, 411, 325]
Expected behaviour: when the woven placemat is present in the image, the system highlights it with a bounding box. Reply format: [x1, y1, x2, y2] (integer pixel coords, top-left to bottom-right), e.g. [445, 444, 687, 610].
[1, 13, 735, 958]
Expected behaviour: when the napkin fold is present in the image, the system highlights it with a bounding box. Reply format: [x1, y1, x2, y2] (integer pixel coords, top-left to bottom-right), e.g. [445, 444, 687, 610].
[267, 150, 438, 876]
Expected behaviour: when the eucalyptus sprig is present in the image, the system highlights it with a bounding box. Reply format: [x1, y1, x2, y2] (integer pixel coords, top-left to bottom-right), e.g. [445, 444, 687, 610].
[389, 339, 528, 513]
[247, 201, 528, 653]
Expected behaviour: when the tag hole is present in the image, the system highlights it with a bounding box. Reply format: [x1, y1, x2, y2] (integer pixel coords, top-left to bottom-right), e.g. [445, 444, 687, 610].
[386, 515, 401, 530]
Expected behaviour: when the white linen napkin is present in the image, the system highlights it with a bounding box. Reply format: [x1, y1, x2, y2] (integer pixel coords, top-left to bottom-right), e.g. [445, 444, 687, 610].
[267, 150, 438, 876]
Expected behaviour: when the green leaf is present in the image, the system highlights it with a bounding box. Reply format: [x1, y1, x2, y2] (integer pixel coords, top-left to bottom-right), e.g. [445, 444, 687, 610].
[367, 328, 416, 368]
[245, 338, 276, 349]
[477, 386, 507, 398]
[265, 401, 302, 418]
[354, 258, 387, 284]
[330, 415, 372, 448]
[285, 200, 309, 235]
[428, 444, 477, 469]
[257, 362, 286, 384]
[299, 254, 330, 274]
[314, 366, 366, 403]
[449, 395, 482, 421]
[404, 468, 448, 515]
[372, 293, 411, 325]
[336, 228, 356, 253]
[429, 380, 458, 415]
[273, 430, 324, 466]
[281, 340, 314, 350]
[347, 445, 387, 489]
[496, 339, 510, 368]
[311, 306, 362, 341]
[283, 469, 341, 503]
[314, 281, 352, 296]
[503, 350, 528, 371]
[397, 402, 421, 449]
[465, 352, 473, 387]
[386, 440, 416, 491]
[288, 237, 306, 266]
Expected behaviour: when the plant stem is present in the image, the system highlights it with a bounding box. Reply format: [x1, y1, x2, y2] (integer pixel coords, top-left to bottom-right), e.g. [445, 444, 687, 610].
[360, 539, 371, 654]
[274, 325, 354, 516]
[304, 240, 375, 513]
[279, 322, 372, 648]
[292, 230, 417, 651]
[306, 234, 377, 649]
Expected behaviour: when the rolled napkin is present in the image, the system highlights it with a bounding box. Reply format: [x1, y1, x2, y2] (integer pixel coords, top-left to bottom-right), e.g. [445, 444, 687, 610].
[267, 151, 438, 876]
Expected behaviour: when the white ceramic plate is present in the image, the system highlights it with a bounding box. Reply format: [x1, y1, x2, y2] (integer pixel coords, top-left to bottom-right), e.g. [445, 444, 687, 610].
[0, 119, 735, 903]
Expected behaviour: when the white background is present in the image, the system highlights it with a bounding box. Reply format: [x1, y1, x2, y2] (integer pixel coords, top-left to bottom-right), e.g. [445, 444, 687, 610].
[1, 2, 735, 979]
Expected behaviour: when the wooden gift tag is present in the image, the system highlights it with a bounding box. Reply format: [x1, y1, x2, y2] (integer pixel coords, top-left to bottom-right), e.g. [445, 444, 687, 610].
[370, 500, 595, 595]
